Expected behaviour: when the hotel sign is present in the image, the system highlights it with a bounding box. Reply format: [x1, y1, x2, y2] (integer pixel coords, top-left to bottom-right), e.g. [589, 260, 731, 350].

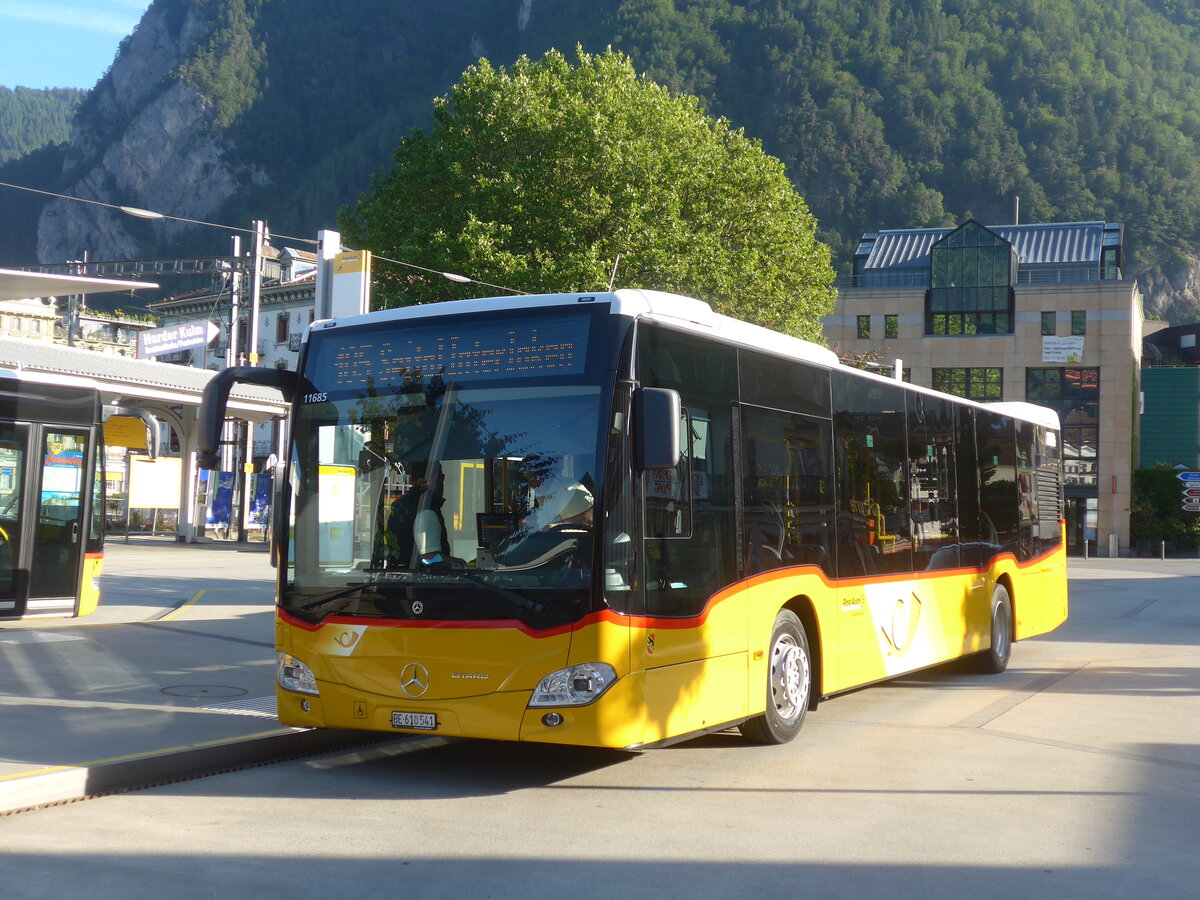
[137, 320, 219, 358]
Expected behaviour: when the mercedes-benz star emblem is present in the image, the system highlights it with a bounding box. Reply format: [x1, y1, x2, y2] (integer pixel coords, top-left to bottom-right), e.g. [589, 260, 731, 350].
[411, 600, 425, 616]
[399, 662, 430, 698]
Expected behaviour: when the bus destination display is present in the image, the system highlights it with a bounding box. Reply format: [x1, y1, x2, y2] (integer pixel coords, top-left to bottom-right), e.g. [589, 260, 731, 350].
[319, 315, 589, 390]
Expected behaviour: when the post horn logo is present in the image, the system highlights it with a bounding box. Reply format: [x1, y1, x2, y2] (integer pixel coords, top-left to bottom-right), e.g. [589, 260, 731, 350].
[399, 662, 430, 697]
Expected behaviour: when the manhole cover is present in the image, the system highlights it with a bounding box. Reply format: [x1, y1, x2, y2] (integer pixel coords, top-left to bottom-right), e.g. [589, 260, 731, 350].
[161, 684, 249, 698]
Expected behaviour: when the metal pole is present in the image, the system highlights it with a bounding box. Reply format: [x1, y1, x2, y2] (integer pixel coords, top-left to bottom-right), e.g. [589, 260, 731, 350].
[123, 447, 133, 542]
[239, 220, 266, 542]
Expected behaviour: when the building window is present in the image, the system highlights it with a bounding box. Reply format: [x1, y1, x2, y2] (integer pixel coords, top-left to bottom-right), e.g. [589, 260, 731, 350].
[1041, 312, 1056, 336]
[1071, 310, 1086, 336]
[1026, 368, 1099, 487]
[10, 318, 22, 332]
[932, 367, 1002, 401]
[884, 314, 898, 338]
[276, 312, 289, 343]
[857, 315, 871, 339]
[926, 220, 1016, 336]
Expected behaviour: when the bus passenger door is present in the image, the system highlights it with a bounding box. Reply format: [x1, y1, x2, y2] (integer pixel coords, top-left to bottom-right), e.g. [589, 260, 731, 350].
[0, 423, 28, 614]
[26, 427, 90, 613]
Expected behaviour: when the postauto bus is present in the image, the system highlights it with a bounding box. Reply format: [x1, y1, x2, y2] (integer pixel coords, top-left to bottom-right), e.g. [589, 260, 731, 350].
[199, 290, 1067, 748]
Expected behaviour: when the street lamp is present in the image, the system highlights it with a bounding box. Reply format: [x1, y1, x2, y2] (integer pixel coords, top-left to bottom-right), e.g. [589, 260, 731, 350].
[118, 206, 165, 220]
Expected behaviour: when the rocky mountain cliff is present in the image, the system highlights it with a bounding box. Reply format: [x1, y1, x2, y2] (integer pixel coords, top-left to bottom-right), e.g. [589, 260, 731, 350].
[11, 0, 1200, 323]
[37, 1, 267, 262]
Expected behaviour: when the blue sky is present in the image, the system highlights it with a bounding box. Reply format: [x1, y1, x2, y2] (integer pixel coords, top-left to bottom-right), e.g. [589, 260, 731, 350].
[0, 1, 150, 90]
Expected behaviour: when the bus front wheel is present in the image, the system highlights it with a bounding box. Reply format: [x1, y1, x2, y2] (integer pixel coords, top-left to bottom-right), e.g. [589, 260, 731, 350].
[977, 583, 1013, 674]
[740, 610, 811, 744]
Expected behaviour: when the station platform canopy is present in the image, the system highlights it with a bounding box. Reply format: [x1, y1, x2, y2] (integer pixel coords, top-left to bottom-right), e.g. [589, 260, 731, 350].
[0, 337, 287, 422]
[0, 336, 289, 544]
[0, 267, 159, 303]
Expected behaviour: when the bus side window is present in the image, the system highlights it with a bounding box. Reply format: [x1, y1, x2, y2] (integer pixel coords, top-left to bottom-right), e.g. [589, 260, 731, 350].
[832, 372, 913, 577]
[741, 406, 833, 577]
[637, 324, 737, 616]
[907, 392, 960, 571]
[977, 411, 1019, 558]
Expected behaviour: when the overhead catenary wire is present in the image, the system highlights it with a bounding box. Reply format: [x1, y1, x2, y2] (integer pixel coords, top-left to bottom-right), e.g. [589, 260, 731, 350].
[1, 180, 526, 295]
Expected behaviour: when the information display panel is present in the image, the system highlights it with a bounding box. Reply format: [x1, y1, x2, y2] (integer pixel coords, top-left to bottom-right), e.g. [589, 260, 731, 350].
[309, 313, 591, 395]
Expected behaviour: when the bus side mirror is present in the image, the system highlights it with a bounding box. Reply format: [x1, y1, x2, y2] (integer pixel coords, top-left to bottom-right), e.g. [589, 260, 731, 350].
[270, 462, 286, 569]
[634, 387, 680, 470]
[197, 367, 299, 469]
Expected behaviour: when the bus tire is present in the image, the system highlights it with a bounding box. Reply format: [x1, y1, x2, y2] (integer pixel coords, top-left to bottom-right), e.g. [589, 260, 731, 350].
[740, 610, 811, 745]
[977, 582, 1013, 674]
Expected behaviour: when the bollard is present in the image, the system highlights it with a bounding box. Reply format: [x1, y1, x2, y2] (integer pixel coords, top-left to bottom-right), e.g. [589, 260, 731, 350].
[1083, 540, 1089, 560]
[1161, 540, 1166, 560]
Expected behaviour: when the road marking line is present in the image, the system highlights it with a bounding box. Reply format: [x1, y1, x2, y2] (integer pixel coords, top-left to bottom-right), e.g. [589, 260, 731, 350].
[155, 589, 206, 621]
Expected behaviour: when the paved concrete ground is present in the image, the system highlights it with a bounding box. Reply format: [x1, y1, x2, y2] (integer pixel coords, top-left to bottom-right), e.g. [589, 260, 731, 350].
[0, 555, 1195, 898]
[0, 537, 368, 813]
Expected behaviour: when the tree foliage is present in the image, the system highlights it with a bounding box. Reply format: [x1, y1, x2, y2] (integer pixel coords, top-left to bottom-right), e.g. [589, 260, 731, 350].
[341, 48, 835, 340]
[0, 87, 82, 164]
[1131, 463, 1200, 551]
[174, 0, 266, 129]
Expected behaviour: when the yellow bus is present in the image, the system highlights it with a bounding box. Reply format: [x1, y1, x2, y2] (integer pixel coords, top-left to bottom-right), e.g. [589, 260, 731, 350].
[200, 291, 1066, 748]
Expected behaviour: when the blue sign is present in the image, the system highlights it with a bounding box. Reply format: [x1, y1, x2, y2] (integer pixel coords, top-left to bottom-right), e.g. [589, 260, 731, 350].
[1177, 472, 1200, 482]
[206, 471, 236, 529]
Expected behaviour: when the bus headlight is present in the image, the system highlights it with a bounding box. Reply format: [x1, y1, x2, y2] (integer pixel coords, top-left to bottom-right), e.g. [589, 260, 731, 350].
[277, 652, 319, 696]
[529, 663, 617, 707]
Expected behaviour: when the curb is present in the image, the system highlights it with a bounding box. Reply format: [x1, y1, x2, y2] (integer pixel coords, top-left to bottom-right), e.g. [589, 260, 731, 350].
[0, 728, 386, 815]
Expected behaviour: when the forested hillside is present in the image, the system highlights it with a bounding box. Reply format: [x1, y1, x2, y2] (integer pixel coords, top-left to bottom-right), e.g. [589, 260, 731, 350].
[0, 87, 82, 164]
[8, 0, 1200, 320]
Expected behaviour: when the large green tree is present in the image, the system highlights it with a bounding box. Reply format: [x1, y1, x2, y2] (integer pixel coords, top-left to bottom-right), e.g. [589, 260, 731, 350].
[340, 47, 834, 340]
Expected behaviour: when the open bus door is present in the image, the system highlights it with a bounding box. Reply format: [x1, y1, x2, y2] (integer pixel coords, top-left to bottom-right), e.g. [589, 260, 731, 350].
[0, 420, 99, 618]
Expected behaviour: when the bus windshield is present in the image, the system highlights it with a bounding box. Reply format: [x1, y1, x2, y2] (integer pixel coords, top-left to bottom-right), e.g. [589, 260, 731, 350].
[283, 333, 609, 628]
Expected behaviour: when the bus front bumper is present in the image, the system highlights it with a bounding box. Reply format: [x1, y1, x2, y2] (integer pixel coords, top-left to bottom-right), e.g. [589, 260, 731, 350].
[276, 672, 646, 749]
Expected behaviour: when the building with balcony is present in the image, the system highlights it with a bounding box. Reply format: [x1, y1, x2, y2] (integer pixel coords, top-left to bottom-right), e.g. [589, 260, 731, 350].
[825, 219, 1143, 556]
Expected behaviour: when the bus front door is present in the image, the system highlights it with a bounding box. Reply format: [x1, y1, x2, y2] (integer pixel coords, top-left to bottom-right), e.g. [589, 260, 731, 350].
[26, 427, 90, 616]
[0, 423, 27, 615]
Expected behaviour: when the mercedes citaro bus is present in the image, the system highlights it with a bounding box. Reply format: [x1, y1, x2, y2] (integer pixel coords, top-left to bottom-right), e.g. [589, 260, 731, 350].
[199, 290, 1066, 748]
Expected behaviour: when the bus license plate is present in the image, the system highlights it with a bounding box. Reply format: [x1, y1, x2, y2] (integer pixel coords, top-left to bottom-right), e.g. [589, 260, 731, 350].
[392, 711, 437, 731]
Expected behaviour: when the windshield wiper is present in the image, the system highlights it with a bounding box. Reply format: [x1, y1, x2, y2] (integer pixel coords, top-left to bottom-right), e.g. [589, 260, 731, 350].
[297, 581, 387, 612]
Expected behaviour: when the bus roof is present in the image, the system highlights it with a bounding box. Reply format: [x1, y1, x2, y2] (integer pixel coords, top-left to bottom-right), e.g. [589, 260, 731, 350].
[309, 289, 842, 368]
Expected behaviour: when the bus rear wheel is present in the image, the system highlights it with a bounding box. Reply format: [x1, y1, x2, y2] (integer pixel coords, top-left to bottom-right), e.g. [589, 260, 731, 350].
[740, 610, 810, 744]
[977, 582, 1013, 674]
